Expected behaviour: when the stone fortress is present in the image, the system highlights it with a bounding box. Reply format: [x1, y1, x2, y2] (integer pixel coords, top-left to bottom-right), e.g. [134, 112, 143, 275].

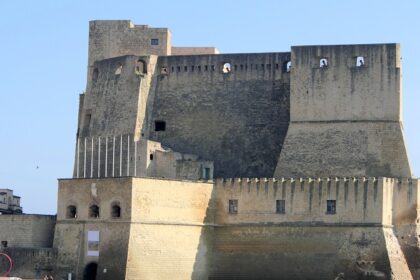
[0, 20, 419, 279]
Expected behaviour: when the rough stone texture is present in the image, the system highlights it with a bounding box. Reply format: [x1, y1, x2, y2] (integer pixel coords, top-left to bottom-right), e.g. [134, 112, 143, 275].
[54, 177, 134, 279]
[275, 44, 411, 178]
[390, 179, 420, 279]
[87, 20, 170, 82]
[275, 122, 411, 178]
[148, 53, 290, 178]
[53, 177, 213, 280]
[0, 214, 55, 248]
[171, 47, 219, 55]
[0, 247, 57, 279]
[48, 177, 415, 279]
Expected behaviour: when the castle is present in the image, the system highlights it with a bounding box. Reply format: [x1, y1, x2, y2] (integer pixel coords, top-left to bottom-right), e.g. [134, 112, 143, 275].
[0, 20, 419, 280]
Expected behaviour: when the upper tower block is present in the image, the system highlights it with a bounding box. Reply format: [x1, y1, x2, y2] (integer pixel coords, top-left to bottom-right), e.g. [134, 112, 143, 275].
[88, 20, 171, 68]
[291, 44, 402, 122]
[274, 43, 411, 178]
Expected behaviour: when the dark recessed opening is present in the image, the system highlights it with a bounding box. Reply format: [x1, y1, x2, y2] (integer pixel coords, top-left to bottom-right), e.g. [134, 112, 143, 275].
[1, 241, 8, 248]
[155, 121, 166, 131]
[326, 200, 336, 214]
[111, 204, 121, 218]
[150, 154, 154, 160]
[89, 205, 100, 218]
[66, 205, 77, 219]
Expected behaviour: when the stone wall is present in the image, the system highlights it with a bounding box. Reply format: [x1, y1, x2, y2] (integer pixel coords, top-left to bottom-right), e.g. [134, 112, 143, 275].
[388, 178, 420, 279]
[171, 47, 219, 55]
[87, 20, 170, 82]
[148, 53, 291, 178]
[0, 247, 57, 279]
[54, 177, 214, 280]
[0, 214, 55, 248]
[53, 176, 416, 279]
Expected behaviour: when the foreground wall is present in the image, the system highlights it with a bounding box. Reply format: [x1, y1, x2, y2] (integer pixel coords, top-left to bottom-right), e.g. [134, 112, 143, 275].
[126, 178, 214, 279]
[0, 214, 55, 248]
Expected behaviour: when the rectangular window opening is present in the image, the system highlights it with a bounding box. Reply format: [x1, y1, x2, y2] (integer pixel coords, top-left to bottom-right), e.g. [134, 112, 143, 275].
[326, 200, 336, 214]
[276, 200, 285, 214]
[154, 121, 166, 131]
[203, 167, 211, 180]
[151, 38, 159, 45]
[228, 199, 238, 214]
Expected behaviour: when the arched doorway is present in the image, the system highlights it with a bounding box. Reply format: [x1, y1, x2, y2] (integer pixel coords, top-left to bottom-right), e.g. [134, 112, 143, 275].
[83, 262, 97, 280]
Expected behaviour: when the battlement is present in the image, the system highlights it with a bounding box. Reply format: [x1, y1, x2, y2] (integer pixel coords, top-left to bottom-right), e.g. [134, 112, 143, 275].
[214, 177, 419, 227]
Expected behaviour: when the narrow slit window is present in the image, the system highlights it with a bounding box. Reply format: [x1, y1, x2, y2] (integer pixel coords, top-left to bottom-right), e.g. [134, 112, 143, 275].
[84, 114, 92, 128]
[92, 68, 99, 83]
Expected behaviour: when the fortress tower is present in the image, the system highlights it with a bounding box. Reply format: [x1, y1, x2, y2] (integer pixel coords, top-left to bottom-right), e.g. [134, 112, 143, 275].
[274, 44, 412, 178]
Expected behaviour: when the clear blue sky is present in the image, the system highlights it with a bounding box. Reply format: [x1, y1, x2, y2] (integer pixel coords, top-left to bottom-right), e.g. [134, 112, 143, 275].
[0, 0, 419, 214]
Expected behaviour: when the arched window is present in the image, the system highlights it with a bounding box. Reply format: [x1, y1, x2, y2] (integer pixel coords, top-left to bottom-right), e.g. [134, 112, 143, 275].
[222, 63, 231, 73]
[135, 59, 147, 75]
[320, 58, 328, 68]
[356, 56, 365, 67]
[89, 204, 100, 218]
[283, 61, 291, 73]
[111, 203, 121, 218]
[66, 205, 77, 219]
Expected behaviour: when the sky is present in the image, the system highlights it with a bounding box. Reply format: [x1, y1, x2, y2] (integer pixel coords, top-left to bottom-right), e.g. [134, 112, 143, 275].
[0, 0, 419, 214]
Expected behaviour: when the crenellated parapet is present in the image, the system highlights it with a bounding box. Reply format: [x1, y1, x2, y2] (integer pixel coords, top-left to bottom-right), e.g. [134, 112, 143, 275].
[214, 177, 419, 227]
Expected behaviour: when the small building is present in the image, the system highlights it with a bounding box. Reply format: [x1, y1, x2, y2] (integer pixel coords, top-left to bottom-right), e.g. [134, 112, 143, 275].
[0, 189, 23, 214]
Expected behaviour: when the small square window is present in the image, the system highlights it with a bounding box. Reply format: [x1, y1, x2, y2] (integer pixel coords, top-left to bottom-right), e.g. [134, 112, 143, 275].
[151, 38, 159, 45]
[276, 200, 285, 214]
[326, 200, 336, 214]
[228, 199, 238, 214]
[155, 121, 166, 131]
